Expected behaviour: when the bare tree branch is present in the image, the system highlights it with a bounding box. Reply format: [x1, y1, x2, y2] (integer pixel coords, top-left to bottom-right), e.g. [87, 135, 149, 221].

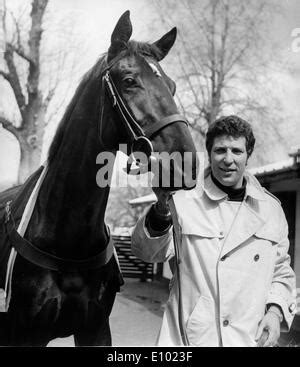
[8, 42, 34, 64]
[3, 44, 26, 118]
[0, 115, 19, 137]
[1, 0, 7, 40]
[0, 69, 10, 81]
[43, 88, 55, 109]
[9, 10, 22, 46]
[27, 0, 48, 100]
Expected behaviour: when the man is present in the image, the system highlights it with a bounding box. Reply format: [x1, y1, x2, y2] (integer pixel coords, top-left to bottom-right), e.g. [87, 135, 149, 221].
[131, 115, 297, 347]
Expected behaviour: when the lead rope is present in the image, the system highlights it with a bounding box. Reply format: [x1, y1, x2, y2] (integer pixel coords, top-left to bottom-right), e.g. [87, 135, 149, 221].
[168, 196, 189, 346]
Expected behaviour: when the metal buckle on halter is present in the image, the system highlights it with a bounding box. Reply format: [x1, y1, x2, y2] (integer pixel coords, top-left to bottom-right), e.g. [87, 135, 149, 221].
[123, 137, 154, 175]
[4, 201, 12, 224]
[131, 136, 153, 161]
[123, 136, 155, 175]
[104, 71, 117, 107]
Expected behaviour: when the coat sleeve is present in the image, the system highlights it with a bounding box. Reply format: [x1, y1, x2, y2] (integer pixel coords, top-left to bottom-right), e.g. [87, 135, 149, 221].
[131, 209, 175, 263]
[266, 206, 297, 332]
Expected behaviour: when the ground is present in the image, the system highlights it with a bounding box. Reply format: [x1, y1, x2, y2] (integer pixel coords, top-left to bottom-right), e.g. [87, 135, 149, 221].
[47, 278, 169, 347]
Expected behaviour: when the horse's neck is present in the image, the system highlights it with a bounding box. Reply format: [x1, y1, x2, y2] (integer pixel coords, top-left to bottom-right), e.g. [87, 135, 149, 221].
[27, 85, 116, 258]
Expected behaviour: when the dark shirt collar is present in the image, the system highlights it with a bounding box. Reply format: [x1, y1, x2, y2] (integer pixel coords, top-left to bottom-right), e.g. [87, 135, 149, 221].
[211, 174, 246, 202]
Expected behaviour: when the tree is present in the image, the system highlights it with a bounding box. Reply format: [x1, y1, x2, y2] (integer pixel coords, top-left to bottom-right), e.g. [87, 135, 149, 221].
[0, 0, 83, 183]
[152, 0, 287, 164]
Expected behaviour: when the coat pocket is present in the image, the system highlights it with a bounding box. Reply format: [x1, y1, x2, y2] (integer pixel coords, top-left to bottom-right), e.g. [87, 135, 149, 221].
[186, 295, 216, 346]
[175, 198, 221, 239]
[180, 218, 221, 239]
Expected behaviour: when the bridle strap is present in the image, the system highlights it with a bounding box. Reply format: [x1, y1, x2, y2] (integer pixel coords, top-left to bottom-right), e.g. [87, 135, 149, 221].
[104, 71, 145, 140]
[143, 114, 188, 138]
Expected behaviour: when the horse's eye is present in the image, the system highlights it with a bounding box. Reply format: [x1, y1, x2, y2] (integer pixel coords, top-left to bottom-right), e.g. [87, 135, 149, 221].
[123, 77, 135, 87]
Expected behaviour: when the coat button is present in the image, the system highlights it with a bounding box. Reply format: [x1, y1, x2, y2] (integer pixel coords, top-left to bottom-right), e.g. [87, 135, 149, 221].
[254, 254, 260, 262]
[219, 231, 224, 236]
[289, 303, 296, 313]
[223, 320, 229, 327]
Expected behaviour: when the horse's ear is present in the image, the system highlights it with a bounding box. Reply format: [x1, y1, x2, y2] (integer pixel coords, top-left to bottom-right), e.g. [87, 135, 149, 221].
[152, 27, 177, 61]
[107, 10, 132, 63]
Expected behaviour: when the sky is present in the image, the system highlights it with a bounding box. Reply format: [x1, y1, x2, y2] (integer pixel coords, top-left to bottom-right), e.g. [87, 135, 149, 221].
[0, 0, 299, 187]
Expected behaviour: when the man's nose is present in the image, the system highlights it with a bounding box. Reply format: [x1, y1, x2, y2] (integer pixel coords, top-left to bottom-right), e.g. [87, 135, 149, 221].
[223, 151, 234, 165]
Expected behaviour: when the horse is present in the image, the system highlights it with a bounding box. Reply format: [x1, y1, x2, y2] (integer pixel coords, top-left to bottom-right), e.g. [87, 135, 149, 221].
[0, 10, 198, 346]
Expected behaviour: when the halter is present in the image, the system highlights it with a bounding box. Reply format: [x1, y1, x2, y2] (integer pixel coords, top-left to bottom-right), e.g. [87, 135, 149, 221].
[99, 53, 189, 167]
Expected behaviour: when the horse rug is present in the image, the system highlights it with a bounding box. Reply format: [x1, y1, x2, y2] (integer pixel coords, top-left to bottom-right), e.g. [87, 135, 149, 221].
[0, 166, 44, 311]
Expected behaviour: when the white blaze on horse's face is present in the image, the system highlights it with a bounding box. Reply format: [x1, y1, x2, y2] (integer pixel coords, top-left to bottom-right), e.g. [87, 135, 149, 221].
[148, 62, 162, 78]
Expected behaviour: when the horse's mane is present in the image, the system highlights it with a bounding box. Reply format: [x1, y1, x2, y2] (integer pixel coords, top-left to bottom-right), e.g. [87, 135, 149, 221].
[47, 41, 160, 163]
[47, 55, 106, 163]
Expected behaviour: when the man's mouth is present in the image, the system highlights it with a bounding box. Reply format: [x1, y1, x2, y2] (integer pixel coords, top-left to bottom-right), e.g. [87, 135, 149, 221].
[219, 167, 236, 173]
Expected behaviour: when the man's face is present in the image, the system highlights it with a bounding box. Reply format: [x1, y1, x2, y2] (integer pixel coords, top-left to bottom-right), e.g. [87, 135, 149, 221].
[210, 135, 248, 189]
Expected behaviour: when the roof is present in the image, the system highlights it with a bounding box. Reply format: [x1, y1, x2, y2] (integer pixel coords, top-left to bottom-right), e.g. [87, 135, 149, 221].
[248, 157, 296, 176]
[248, 149, 300, 184]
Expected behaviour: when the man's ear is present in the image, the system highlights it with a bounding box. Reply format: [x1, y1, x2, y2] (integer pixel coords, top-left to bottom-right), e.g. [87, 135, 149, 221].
[152, 27, 177, 61]
[107, 10, 132, 63]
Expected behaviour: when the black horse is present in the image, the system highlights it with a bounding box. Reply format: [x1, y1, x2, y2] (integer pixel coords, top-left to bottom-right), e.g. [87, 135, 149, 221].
[0, 11, 198, 346]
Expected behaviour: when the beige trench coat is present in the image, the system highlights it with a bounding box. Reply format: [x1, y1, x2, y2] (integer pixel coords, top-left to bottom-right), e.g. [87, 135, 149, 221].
[131, 172, 297, 347]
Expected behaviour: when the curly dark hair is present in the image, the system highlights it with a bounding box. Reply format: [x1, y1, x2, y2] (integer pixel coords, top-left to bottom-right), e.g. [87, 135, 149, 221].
[205, 115, 255, 158]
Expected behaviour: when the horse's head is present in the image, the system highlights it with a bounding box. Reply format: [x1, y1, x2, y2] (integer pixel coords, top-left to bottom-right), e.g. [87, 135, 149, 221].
[101, 11, 198, 190]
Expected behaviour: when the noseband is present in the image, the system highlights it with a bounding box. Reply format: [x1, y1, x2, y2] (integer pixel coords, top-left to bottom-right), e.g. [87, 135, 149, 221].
[99, 54, 189, 161]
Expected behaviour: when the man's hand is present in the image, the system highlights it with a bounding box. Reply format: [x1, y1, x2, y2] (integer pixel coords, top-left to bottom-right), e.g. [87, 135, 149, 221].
[145, 188, 174, 236]
[255, 309, 281, 347]
[152, 187, 173, 216]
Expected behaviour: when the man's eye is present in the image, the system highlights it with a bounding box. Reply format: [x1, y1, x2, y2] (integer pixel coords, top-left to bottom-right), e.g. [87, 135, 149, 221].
[232, 149, 243, 154]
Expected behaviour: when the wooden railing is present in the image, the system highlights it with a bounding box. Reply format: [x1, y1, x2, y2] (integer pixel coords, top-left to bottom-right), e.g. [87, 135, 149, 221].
[113, 235, 154, 281]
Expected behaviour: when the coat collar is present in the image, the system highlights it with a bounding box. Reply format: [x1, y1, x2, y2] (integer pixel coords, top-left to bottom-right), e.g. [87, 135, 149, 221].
[202, 168, 266, 203]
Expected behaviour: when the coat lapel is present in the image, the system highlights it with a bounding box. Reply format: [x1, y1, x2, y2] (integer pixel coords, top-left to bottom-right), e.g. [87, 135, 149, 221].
[220, 201, 265, 257]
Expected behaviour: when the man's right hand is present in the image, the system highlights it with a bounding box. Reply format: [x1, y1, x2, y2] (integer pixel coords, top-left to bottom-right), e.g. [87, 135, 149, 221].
[152, 187, 173, 216]
[145, 188, 173, 236]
